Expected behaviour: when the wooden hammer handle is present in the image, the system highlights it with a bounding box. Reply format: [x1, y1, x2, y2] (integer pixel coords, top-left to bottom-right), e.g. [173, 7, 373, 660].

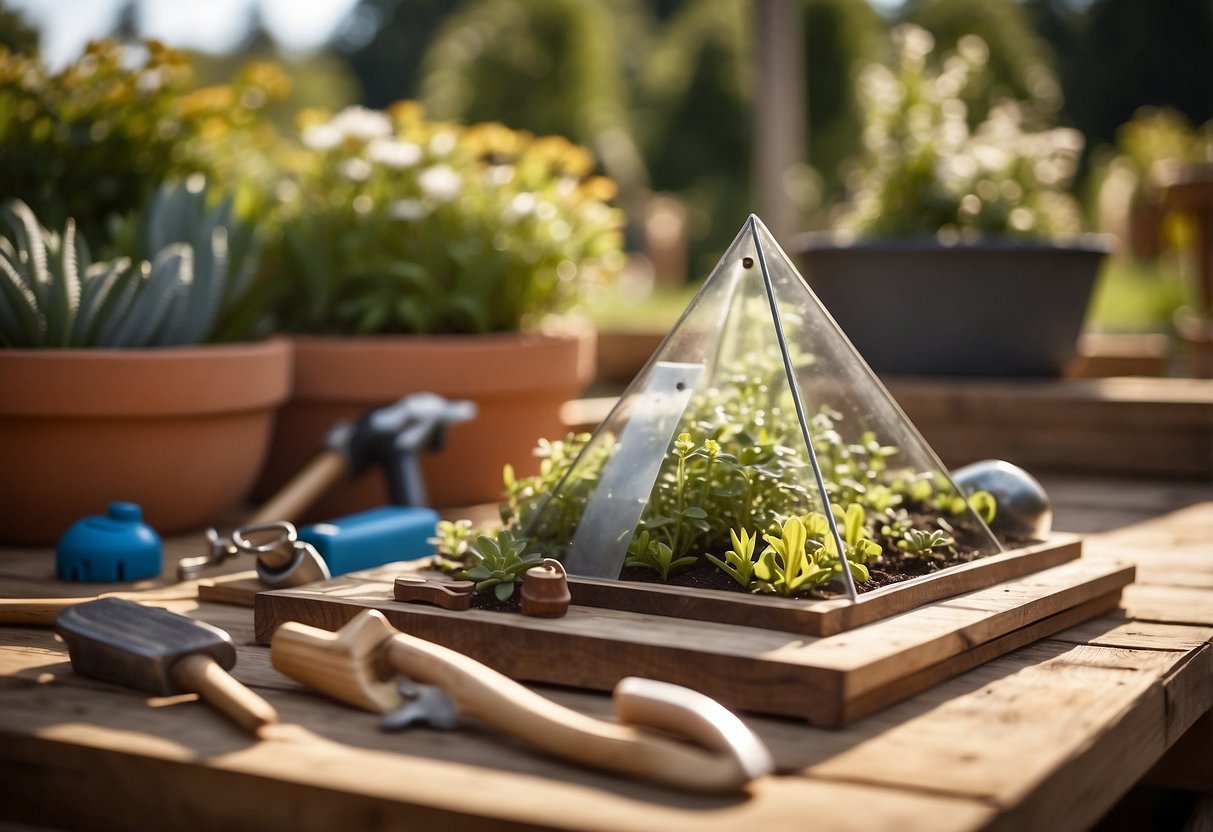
[0, 598, 79, 626]
[172, 653, 279, 737]
[383, 633, 769, 793]
[250, 449, 349, 526]
[0, 591, 198, 627]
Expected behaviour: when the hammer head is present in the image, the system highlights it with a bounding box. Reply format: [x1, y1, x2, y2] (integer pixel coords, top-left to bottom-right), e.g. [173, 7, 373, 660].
[56, 598, 236, 696]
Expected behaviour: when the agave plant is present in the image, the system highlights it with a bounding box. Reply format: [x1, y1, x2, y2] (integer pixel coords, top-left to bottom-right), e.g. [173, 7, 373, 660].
[0, 180, 255, 348]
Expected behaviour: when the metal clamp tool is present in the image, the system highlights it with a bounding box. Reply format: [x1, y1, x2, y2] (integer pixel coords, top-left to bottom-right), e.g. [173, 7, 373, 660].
[231, 521, 331, 588]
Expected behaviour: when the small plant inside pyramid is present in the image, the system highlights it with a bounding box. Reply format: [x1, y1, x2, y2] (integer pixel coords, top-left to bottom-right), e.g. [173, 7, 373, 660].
[504, 215, 1004, 602]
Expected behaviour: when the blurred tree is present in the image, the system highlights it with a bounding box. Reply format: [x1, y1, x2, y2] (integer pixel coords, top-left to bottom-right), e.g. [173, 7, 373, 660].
[1028, 0, 1213, 154]
[0, 0, 39, 54]
[802, 0, 885, 199]
[334, 0, 461, 107]
[418, 0, 648, 196]
[636, 0, 751, 277]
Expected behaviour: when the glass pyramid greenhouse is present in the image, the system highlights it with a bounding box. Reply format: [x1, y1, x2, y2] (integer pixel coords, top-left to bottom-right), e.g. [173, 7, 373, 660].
[513, 216, 1002, 602]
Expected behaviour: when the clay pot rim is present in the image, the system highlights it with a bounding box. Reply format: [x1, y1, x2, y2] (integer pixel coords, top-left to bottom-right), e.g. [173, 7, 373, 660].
[289, 319, 596, 401]
[0, 337, 293, 417]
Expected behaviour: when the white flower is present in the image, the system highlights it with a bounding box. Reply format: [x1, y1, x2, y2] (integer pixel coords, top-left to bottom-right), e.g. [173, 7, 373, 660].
[893, 24, 934, 69]
[504, 192, 536, 221]
[485, 165, 515, 186]
[339, 157, 373, 182]
[956, 34, 989, 67]
[135, 67, 165, 95]
[368, 138, 423, 169]
[429, 131, 457, 157]
[418, 165, 462, 203]
[328, 106, 392, 141]
[388, 199, 427, 221]
[302, 123, 343, 152]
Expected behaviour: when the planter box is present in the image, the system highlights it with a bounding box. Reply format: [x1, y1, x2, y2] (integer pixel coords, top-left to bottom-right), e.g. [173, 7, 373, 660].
[253, 536, 1133, 727]
[794, 234, 1112, 377]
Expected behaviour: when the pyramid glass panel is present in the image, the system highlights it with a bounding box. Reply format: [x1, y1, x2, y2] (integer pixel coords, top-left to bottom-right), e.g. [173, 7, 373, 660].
[517, 216, 1002, 601]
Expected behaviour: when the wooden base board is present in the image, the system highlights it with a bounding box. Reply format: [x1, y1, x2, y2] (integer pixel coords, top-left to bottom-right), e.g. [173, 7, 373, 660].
[570, 535, 1080, 637]
[253, 557, 1134, 727]
[203, 536, 1080, 633]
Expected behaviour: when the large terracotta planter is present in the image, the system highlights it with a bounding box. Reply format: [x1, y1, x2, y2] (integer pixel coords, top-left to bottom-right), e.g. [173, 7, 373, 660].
[256, 320, 596, 518]
[0, 339, 293, 546]
[795, 233, 1113, 377]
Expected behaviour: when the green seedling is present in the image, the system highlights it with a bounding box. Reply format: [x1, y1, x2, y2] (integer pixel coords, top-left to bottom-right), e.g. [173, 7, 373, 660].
[624, 530, 697, 581]
[705, 528, 761, 589]
[897, 528, 955, 558]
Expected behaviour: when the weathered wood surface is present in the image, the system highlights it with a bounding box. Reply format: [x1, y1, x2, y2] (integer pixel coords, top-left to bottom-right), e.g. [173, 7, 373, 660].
[253, 556, 1133, 726]
[2, 473, 1212, 831]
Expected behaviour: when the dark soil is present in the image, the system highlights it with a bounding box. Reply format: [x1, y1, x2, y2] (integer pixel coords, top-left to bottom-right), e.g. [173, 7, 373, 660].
[470, 592, 522, 613]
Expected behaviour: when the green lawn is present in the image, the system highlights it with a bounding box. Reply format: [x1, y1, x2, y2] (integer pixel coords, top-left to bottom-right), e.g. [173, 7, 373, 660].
[1085, 256, 1192, 333]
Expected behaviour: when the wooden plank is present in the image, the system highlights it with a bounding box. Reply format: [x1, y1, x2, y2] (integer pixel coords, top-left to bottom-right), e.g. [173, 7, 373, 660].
[254, 558, 1132, 727]
[839, 591, 1122, 724]
[1147, 711, 1213, 793]
[197, 570, 262, 607]
[1048, 617, 1213, 650]
[1121, 584, 1213, 626]
[0, 683, 997, 832]
[568, 535, 1081, 637]
[801, 640, 1188, 829]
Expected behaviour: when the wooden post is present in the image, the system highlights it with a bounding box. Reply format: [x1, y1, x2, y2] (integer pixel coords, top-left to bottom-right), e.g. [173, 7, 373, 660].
[752, 0, 805, 247]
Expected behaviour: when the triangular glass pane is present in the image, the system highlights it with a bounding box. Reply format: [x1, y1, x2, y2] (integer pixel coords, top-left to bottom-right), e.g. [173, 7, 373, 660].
[519, 216, 1002, 601]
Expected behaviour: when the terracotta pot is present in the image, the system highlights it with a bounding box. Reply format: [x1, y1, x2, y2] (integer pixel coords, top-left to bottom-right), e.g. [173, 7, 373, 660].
[256, 320, 595, 518]
[0, 339, 293, 546]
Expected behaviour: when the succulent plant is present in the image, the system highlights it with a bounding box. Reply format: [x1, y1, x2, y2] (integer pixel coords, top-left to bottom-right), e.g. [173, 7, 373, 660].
[0, 180, 254, 348]
[459, 530, 543, 602]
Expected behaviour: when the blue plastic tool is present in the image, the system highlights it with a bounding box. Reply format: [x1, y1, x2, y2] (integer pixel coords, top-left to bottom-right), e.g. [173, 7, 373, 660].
[56, 502, 163, 583]
[298, 506, 440, 576]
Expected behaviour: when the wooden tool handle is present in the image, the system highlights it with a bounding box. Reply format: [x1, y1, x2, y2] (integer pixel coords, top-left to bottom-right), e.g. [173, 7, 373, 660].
[172, 653, 279, 737]
[384, 633, 771, 793]
[0, 589, 199, 627]
[0, 598, 82, 626]
[250, 449, 349, 526]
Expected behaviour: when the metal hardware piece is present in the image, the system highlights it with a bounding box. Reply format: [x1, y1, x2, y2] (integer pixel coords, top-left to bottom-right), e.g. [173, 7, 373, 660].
[176, 527, 240, 581]
[231, 521, 331, 588]
[380, 684, 459, 732]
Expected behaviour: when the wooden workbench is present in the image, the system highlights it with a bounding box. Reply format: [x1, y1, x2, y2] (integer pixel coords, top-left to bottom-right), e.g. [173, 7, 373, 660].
[2, 474, 1211, 831]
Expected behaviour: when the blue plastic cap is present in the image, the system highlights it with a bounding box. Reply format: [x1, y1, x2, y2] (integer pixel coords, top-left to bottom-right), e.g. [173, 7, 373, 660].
[55, 501, 163, 583]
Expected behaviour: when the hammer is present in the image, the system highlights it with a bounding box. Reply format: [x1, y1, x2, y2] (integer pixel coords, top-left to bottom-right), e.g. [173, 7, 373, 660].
[178, 393, 476, 580]
[56, 598, 278, 736]
[271, 610, 773, 793]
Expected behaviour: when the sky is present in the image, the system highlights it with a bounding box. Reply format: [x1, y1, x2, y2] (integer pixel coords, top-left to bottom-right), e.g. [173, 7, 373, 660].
[9, 0, 361, 67]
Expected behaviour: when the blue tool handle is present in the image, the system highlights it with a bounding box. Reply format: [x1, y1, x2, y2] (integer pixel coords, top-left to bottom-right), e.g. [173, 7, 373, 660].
[298, 506, 439, 575]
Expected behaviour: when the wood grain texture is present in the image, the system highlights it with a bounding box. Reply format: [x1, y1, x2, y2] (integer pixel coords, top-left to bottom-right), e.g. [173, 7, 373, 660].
[254, 557, 1132, 727]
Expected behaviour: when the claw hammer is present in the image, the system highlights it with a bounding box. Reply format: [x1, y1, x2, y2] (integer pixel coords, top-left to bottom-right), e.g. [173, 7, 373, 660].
[56, 597, 278, 736]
